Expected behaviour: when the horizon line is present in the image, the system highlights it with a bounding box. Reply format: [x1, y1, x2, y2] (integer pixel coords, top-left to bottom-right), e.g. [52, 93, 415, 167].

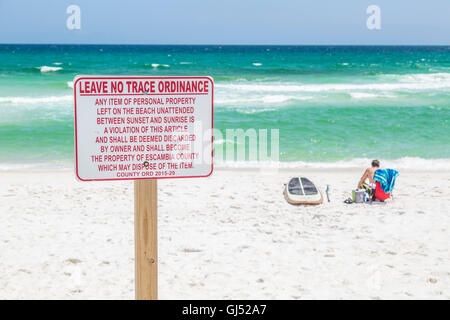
[0, 43, 449, 47]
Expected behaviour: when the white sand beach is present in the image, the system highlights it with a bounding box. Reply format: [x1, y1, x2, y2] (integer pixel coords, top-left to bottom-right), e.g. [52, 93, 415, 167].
[0, 168, 449, 299]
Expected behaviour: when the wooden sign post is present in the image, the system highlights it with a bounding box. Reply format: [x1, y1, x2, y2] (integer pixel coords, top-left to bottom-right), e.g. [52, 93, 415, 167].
[73, 76, 213, 300]
[134, 179, 158, 300]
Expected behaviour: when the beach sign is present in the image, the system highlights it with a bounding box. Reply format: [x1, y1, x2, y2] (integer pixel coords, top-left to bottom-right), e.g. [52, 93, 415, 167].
[73, 76, 213, 300]
[74, 76, 214, 181]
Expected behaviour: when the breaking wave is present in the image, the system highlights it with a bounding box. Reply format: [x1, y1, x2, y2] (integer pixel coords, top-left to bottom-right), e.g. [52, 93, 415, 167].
[215, 157, 450, 171]
[0, 95, 72, 104]
[36, 66, 63, 72]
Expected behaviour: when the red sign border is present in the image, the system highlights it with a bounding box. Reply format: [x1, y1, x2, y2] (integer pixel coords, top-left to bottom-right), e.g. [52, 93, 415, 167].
[74, 76, 214, 182]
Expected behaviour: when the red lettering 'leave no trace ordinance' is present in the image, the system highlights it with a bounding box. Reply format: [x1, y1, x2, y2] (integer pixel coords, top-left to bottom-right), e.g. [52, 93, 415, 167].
[74, 76, 214, 181]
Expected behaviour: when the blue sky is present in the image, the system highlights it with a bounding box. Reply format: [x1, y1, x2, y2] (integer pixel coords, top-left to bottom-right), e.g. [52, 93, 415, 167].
[0, 0, 449, 44]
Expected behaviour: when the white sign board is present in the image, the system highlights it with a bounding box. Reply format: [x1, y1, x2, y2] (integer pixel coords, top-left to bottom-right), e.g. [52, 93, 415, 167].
[74, 76, 213, 181]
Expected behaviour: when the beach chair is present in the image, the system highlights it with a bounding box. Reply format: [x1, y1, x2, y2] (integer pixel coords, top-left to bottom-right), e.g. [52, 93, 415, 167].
[372, 168, 399, 202]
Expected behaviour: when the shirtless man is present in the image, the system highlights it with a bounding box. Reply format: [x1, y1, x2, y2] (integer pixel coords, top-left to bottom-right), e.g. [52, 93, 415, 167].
[357, 159, 380, 190]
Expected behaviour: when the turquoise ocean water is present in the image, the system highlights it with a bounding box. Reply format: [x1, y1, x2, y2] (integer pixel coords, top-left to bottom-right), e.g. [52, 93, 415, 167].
[0, 45, 449, 169]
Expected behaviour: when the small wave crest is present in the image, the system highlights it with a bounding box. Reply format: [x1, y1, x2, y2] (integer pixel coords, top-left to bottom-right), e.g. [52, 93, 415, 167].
[216, 72, 450, 94]
[213, 139, 236, 145]
[36, 66, 63, 73]
[0, 158, 448, 171]
[216, 94, 313, 105]
[149, 63, 170, 69]
[0, 95, 72, 104]
[349, 92, 393, 99]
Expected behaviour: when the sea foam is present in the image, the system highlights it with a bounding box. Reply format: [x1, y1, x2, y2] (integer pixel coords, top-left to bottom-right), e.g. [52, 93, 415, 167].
[2, 157, 448, 172]
[215, 94, 313, 105]
[36, 66, 63, 73]
[216, 73, 450, 93]
[0, 95, 72, 104]
[151, 63, 170, 68]
[215, 157, 450, 171]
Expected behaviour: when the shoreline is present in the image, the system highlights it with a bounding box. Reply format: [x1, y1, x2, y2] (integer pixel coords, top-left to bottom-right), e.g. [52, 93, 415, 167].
[1, 167, 450, 184]
[1, 156, 450, 174]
